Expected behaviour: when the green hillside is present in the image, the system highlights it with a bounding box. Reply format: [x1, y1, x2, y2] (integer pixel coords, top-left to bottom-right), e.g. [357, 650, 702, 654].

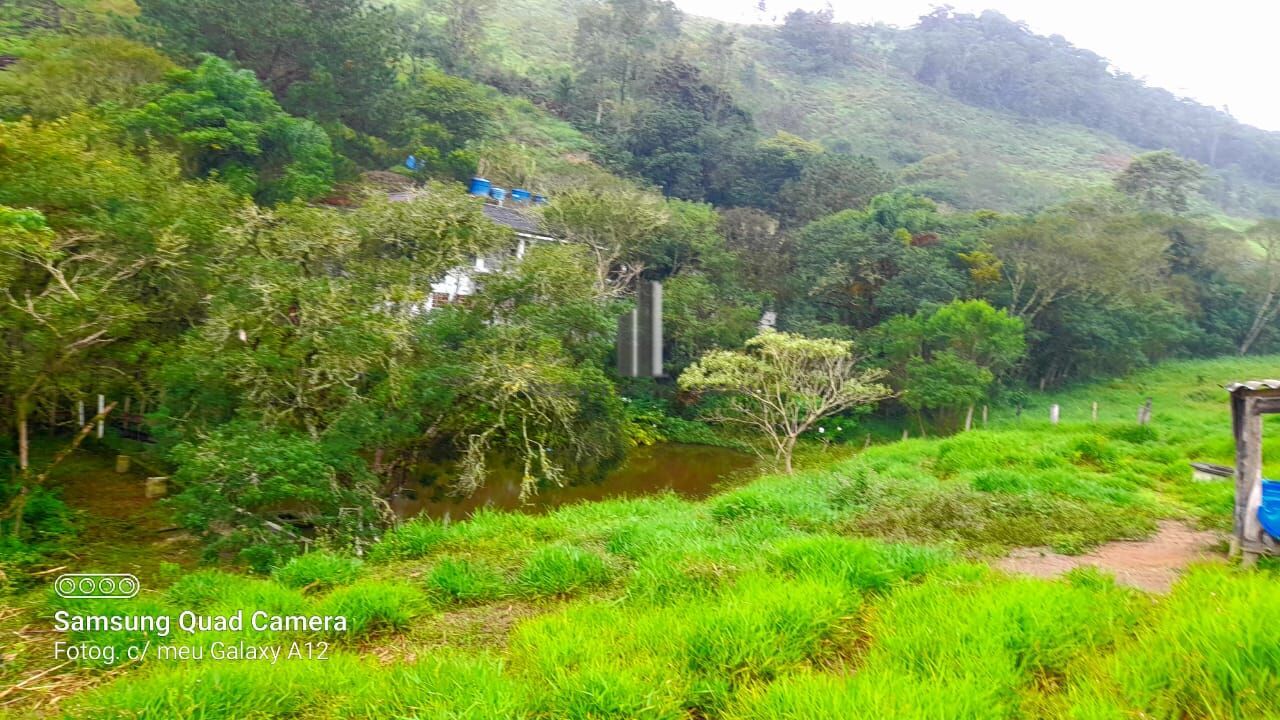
[731, 53, 1134, 211]
[480, 0, 1276, 215]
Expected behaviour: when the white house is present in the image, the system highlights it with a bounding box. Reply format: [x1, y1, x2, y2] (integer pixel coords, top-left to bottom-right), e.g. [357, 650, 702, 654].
[388, 188, 559, 310]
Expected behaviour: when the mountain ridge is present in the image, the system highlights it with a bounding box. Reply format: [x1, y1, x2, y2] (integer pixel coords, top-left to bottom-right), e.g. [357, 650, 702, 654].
[482, 0, 1280, 216]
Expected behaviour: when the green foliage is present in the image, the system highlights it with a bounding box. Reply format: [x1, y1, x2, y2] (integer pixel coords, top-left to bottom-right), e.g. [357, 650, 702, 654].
[1114, 150, 1205, 213]
[117, 55, 335, 201]
[318, 580, 424, 636]
[397, 68, 496, 180]
[272, 551, 364, 590]
[681, 332, 892, 471]
[517, 544, 612, 596]
[424, 556, 508, 604]
[136, 0, 405, 133]
[368, 519, 449, 562]
[37, 358, 1280, 719]
[876, 300, 1026, 421]
[0, 35, 174, 120]
[169, 422, 381, 571]
[1069, 567, 1280, 717]
[899, 8, 1280, 213]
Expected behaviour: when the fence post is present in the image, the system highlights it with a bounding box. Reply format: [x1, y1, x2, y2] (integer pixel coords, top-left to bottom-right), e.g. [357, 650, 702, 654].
[1138, 398, 1153, 426]
[77, 399, 85, 427]
[982, 405, 989, 427]
[1050, 404, 1060, 425]
[964, 404, 974, 431]
[1092, 401, 1098, 422]
[97, 394, 105, 439]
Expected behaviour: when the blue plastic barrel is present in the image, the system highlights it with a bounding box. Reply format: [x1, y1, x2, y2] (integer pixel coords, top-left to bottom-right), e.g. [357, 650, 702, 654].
[1260, 479, 1280, 539]
[489, 187, 507, 203]
[511, 188, 532, 204]
[468, 177, 491, 197]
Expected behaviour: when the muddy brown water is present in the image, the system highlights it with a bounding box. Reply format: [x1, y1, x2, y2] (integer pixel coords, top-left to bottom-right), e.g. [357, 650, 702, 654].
[388, 443, 757, 522]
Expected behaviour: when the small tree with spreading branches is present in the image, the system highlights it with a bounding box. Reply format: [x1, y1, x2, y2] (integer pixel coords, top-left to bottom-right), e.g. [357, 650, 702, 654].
[679, 331, 892, 472]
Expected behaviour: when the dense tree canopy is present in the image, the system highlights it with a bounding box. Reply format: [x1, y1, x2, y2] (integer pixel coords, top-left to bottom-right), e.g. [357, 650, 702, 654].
[3, 0, 1280, 571]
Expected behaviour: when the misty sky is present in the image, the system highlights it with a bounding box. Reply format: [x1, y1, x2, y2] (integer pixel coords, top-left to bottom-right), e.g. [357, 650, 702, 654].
[674, 0, 1280, 132]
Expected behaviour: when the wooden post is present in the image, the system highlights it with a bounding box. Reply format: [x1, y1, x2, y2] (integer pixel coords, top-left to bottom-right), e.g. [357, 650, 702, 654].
[901, 428, 909, 441]
[1091, 401, 1098, 422]
[17, 401, 28, 472]
[1016, 404, 1022, 422]
[1138, 398, 1153, 426]
[1050, 404, 1060, 425]
[77, 399, 85, 427]
[97, 394, 105, 439]
[863, 433, 871, 449]
[1232, 392, 1263, 564]
[981, 405, 988, 427]
[964, 404, 974, 431]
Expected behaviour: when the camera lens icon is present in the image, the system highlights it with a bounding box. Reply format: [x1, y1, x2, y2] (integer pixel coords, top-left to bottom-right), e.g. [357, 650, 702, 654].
[54, 573, 140, 599]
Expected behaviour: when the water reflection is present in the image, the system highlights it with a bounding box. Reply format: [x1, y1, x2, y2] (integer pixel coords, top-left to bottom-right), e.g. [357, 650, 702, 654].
[390, 443, 756, 522]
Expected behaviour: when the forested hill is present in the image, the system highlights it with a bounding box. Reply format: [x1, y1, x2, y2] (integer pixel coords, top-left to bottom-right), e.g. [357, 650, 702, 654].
[483, 1, 1280, 216]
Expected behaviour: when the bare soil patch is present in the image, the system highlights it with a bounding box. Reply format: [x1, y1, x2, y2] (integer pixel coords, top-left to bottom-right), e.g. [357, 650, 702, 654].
[995, 520, 1225, 592]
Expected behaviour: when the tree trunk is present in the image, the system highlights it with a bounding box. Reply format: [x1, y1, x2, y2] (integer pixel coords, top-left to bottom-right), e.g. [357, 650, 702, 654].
[782, 435, 797, 474]
[16, 398, 29, 473]
[1239, 293, 1279, 355]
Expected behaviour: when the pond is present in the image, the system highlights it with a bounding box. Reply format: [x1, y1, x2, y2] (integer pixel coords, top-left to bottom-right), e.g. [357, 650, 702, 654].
[389, 443, 757, 522]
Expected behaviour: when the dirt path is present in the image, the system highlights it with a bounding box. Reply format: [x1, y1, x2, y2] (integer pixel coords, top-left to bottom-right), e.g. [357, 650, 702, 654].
[54, 452, 200, 578]
[995, 521, 1226, 592]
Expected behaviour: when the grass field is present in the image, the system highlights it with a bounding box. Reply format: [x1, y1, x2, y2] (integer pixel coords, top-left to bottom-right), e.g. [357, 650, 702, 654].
[3, 356, 1280, 719]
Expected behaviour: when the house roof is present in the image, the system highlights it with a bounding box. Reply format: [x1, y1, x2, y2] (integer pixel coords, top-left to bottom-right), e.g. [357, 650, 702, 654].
[1226, 380, 1280, 393]
[481, 203, 541, 234]
[388, 190, 549, 238]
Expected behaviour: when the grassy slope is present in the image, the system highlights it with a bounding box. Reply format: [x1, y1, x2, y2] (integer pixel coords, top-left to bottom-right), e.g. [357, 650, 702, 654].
[480, 2, 1138, 212]
[478, 2, 1280, 216]
[6, 355, 1278, 719]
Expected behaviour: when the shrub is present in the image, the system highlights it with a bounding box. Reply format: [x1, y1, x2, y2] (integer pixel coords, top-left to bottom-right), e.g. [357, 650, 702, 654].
[272, 551, 363, 591]
[767, 535, 948, 592]
[425, 557, 508, 604]
[368, 519, 448, 562]
[517, 545, 612, 596]
[169, 422, 381, 572]
[319, 580, 424, 636]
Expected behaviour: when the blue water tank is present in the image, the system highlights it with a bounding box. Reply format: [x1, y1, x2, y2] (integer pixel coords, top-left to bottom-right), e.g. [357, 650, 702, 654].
[1260, 479, 1280, 539]
[468, 177, 491, 196]
[533, 194, 548, 205]
[489, 186, 507, 204]
[511, 188, 532, 204]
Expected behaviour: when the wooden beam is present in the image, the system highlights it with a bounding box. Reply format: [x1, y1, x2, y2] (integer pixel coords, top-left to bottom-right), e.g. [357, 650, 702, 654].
[1252, 397, 1280, 414]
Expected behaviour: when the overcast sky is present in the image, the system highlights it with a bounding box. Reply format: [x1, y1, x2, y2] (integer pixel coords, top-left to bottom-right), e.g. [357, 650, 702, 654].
[674, 0, 1280, 132]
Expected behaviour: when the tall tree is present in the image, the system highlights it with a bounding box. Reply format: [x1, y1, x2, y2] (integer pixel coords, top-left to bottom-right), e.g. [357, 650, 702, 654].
[1237, 220, 1280, 355]
[680, 331, 891, 473]
[539, 188, 670, 297]
[1114, 151, 1205, 213]
[117, 56, 335, 202]
[135, 0, 405, 132]
[573, 0, 680, 125]
[988, 198, 1169, 324]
